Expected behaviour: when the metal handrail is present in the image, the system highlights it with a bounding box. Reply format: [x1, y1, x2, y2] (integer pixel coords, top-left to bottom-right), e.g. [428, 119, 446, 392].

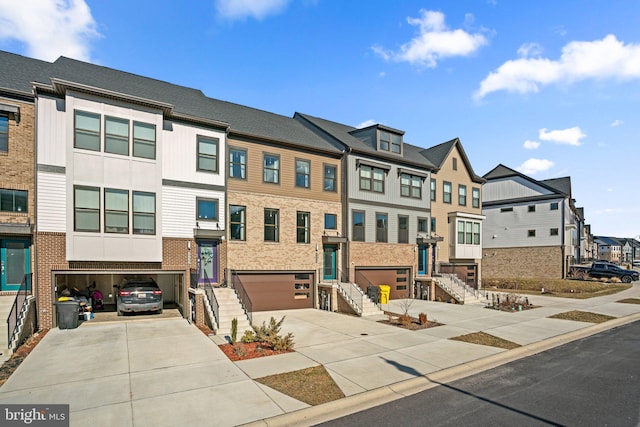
[230, 270, 252, 323]
[201, 270, 220, 329]
[321, 267, 366, 314]
[7, 273, 32, 346]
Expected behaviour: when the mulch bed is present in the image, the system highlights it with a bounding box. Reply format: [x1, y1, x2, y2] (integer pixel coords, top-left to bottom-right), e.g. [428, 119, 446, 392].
[0, 329, 49, 387]
[378, 313, 442, 330]
[218, 342, 294, 362]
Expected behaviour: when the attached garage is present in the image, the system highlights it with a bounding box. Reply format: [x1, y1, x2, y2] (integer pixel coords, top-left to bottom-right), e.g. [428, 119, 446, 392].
[355, 268, 411, 300]
[236, 272, 314, 311]
[52, 271, 186, 321]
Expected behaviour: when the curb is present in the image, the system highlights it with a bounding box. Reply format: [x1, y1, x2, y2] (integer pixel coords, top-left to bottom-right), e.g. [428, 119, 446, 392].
[242, 312, 640, 427]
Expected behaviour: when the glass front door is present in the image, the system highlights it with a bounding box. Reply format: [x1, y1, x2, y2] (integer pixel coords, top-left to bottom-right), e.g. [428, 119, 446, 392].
[1, 239, 31, 291]
[197, 241, 218, 285]
[418, 245, 427, 275]
[323, 245, 337, 281]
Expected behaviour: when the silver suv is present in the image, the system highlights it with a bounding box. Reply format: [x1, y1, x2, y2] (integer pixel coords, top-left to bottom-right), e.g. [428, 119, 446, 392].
[116, 278, 163, 316]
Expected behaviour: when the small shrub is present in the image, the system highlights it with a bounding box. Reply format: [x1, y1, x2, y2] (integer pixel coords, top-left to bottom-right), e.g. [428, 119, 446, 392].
[418, 312, 427, 325]
[272, 332, 295, 351]
[399, 314, 412, 326]
[252, 316, 294, 350]
[231, 318, 238, 343]
[232, 343, 246, 357]
[241, 330, 256, 343]
[610, 277, 621, 283]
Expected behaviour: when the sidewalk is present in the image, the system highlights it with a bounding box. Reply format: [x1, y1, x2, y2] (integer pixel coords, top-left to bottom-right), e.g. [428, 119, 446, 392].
[0, 284, 638, 427]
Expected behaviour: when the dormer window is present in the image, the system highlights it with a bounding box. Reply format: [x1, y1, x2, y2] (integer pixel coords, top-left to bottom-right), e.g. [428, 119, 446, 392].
[379, 130, 402, 154]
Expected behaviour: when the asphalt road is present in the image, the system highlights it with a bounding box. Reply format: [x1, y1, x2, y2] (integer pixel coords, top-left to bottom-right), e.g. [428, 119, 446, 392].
[320, 321, 640, 427]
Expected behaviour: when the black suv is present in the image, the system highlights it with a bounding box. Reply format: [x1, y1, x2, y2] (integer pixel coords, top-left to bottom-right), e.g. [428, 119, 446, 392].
[116, 278, 163, 316]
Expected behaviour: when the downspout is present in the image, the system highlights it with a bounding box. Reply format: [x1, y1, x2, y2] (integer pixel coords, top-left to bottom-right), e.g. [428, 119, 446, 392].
[342, 147, 351, 282]
[32, 90, 40, 328]
[560, 199, 566, 278]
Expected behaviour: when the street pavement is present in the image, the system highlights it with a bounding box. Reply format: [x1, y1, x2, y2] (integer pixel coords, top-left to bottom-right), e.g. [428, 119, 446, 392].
[0, 284, 639, 427]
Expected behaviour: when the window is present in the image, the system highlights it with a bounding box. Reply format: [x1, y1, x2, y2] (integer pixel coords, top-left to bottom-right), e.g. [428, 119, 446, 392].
[133, 191, 156, 235]
[324, 164, 337, 192]
[359, 165, 385, 193]
[263, 154, 280, 184]
[0, 114, 8, 152]
[376, 213, 388, 243]
[74, 186, 100, 232]
[398, 215, 409, 244]
[229, 148, 246, 179]
[74, 110, 100, 151]
[264, 208, 279, 242]
[452, 157, 458, 170]
[197, 136, 218, 172]
[528, 229, 536, 237]
[550, 203, 559, 210]
[229, 205, 246, 241]
[472, 187, 480, 208]
[197, 198, 218, 221]
[458, 220, 481, 245]
[430, 179, 436, 201]
[418, 218, 428, 233]
[0, 189, 27, 213]
[401, 174, 421, 199]
[352, 211, 365, 242]
[379, 131, 390, 151]
[550, 228, 559, 236]
[297, 211, 310, 243]
[132, 121, 156, 159]
[528, 205, 536, 212]
[443, 181, 452, 204]
[473, 222, 480, 245]
[458, 185, 467, 206]
[104, 189, 128, 233]
[391, 134, 401, 154]
[104, 116, 129, 155]
[431, 217, 436, 233]
[324, 213, 337, 230]
[501, 207, 513, 212]
[295, 159, 310, 188]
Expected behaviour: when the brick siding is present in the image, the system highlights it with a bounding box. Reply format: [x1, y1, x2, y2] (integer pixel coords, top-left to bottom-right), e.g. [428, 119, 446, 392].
[482, 246, 563, 279]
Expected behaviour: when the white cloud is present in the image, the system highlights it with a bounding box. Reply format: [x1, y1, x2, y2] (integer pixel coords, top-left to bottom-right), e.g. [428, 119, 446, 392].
[475, 35, 640, 99]
[523, 140, 540, 150]
[356, 119, 377, 129]
[538, 126, 586, 146]
[517, 42, 543, 58]
[373, 10, 488, 67]
[610, 119, 624, 127]
[0, 0, 99, 62]
[516, 158, 554, 175]
[215, 0, 290, 20]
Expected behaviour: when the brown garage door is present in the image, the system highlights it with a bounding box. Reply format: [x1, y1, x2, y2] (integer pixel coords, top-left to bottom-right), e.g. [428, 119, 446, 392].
[238, 273, 314, 311]
[355, 268, 410, 300]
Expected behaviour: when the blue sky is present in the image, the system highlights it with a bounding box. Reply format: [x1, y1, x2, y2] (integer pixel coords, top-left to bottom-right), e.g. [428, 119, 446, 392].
[1, 0, 639, 238]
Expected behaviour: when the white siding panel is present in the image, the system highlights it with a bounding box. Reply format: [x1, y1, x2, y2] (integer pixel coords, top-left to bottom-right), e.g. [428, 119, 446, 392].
[36, 95, 66, 167]
[162, 122, 226, 187]
[483, 176, 554, 203]
[37, 172, 66, 232]
[162, 185, 226, 238]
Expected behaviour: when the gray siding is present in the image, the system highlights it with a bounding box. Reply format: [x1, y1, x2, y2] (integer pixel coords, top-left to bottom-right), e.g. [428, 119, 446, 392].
[483, 176, 554, 203]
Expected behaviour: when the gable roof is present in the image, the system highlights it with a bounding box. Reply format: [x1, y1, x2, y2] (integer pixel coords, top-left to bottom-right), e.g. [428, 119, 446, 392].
[420, 138, 484, 183]
[0, 51, 342, 155]
[483, 164, 571, 197]
[294, 112, 435, 169]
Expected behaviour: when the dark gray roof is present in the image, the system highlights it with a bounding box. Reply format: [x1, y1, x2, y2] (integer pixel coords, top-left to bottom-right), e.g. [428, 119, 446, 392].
[0, 51, 342, 154]
[294, 113, 435, 170]
[420, 138, 484, 183]
[0, 50, 51, 96]
[483, 164, 570, 196]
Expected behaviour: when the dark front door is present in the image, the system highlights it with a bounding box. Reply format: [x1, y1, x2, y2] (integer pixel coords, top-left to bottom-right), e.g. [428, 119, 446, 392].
[323, 245, 337, 280]
[197, 240, 218, 285]
[1, 239, 31, 291]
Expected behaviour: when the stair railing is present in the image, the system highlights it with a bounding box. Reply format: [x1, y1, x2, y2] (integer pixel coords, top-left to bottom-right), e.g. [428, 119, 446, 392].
[230, 270, 252, 323]
[7, 273, 32, 346]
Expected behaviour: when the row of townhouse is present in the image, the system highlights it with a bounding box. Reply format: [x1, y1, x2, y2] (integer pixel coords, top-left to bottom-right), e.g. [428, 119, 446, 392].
[0, 50, 485, 332]
[594, 236, 640, 263]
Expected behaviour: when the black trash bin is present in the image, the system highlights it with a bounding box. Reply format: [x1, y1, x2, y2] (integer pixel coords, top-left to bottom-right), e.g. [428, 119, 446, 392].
[56, 300, 80, 329]
[367, 286, 380, 304]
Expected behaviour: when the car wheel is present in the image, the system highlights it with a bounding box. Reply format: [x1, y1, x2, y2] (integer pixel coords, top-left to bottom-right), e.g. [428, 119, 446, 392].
[621, 275, 632, 283]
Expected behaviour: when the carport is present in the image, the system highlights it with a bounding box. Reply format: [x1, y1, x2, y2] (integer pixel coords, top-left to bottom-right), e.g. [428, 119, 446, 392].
[51, 270, 187, 323]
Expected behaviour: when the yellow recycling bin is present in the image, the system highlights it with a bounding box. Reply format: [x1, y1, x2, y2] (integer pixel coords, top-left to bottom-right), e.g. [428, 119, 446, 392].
[379, 285, 390, 304]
